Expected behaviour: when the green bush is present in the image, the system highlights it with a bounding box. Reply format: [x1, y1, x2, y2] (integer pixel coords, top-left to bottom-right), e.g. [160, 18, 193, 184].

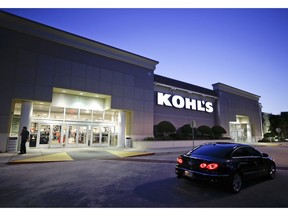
[154, 121, 176, 138]
[211, 125, 227, 139]
[197, 125, 212, 139]
[151, 122, 230, 141]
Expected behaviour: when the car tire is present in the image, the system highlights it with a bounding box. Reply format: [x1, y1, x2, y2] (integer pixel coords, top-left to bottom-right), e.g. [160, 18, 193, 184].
[230, 173, 242, 193]
[267, 164, 276, 179]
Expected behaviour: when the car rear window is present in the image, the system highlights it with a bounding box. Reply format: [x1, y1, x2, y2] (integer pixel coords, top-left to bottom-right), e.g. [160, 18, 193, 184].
[186, 144, 233, 158]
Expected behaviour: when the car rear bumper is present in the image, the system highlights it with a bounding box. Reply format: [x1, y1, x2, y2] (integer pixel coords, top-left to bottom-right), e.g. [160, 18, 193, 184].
[175, 165, 230, 182]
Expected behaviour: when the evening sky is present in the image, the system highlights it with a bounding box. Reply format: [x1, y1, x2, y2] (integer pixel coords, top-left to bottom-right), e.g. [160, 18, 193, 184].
[2, 7, 288, 114]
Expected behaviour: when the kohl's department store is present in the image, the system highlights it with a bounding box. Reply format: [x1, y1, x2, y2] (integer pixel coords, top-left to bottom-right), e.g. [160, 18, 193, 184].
[0, 11, 263, 152]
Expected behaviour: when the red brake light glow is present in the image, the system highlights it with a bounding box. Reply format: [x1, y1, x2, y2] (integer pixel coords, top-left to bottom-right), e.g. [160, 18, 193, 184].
[200, 163, 207, 168]
[177, 157, 183, 164]
[200, 163, 218, 170]
[207, 163, 218, 170]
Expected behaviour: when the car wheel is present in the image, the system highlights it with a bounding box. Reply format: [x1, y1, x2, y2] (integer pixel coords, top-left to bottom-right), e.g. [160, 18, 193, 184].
[267, 164, 276, 179]
[231, 173, 242, 193]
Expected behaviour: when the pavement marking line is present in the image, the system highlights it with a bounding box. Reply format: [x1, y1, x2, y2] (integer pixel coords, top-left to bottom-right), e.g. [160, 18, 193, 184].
[106, 150, 154, 158]
[9, 152, 73, 164]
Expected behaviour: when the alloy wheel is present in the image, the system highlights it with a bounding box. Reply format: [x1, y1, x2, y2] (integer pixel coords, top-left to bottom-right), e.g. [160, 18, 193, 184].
[268, 164, 276, 179]
[231, 173, 242, 193]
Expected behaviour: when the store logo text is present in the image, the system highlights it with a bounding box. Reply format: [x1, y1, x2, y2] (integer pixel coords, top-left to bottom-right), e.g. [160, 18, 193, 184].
[157, 92, 214, 113]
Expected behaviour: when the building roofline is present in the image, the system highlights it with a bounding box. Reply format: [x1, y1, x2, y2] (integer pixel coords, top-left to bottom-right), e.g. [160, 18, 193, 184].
[212, 82, 260, 101]
[0, 10, 159, 70]
[154, 74, 218, 98]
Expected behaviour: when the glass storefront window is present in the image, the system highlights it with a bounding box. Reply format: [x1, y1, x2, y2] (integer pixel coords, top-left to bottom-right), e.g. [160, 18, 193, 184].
[93, 111, 104, 122]
[66, 108, 79, 120]
[32, 104, 50, 119]
[10, 116, 20, 137]
[80, 109, 92, 121]
[51, 106, 64, 119]
[9, 103, 22, 137]
[104, 111, 118, 122]
[13, 103, 22, 115]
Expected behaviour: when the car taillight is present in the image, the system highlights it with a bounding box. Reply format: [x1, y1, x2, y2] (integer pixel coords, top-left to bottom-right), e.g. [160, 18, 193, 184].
[200, 163, 218, 170]
[200, 163, 207, 168]
[177, 157, 183, 164]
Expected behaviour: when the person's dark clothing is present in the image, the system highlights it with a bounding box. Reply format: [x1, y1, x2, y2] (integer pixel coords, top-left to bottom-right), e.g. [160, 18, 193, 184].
[20, 129, 29, 154]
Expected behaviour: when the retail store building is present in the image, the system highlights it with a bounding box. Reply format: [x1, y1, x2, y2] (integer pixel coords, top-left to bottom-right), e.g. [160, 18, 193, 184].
[0, 11, 263, 152]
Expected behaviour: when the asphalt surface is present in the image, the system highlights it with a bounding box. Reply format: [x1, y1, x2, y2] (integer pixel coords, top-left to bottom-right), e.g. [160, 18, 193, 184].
[1, 143, 288, 209]
[1, 142, 287, 168]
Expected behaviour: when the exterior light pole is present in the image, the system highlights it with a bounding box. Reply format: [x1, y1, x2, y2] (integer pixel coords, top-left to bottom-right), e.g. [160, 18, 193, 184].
[190, 120, 196, 149]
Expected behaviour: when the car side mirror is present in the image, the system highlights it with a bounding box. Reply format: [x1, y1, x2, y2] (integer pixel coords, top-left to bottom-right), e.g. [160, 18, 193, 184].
[262, 153, 269, 157]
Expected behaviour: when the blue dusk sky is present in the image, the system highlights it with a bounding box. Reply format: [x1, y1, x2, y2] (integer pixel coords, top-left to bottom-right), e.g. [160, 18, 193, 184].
[2, 8, 288, 115]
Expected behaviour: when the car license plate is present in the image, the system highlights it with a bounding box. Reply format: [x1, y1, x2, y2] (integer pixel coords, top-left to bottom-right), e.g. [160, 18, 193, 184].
[185, 170, 193, 177]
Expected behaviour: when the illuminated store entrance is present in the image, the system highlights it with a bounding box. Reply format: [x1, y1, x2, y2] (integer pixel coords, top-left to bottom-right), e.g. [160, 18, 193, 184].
[229, 115, 252, 142]
[30, 121, 117, 148]
[10, 88, 125, 149]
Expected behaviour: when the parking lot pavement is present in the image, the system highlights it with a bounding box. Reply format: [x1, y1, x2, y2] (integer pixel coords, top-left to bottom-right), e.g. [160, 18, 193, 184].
[1, 142, 287, 166]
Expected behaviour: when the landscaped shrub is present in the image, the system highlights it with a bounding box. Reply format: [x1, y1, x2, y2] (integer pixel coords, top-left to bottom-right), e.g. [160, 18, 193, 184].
[179, 124, 199, 139]
[197, 125, 212, 139]
[151, 122, 230, 141]
[211, 125, 227, 139]
[154, 121, 176, 138]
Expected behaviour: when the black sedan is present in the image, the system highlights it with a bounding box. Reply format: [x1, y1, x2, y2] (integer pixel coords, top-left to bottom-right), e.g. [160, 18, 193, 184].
[175, 142, 276, 193]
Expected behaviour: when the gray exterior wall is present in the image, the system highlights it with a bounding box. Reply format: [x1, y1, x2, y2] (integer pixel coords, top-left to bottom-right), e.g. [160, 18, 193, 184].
[0, 12, 158, 151]
[153, 88, 217, 129]
[153, 76, 263, 142]
[213, 83, 263, 141]
[153, 75, 218, 130]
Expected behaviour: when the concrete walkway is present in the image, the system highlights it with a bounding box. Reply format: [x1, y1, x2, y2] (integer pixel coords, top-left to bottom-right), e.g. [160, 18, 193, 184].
[0, 142, 287, 165]
[0, 146, 162, 165]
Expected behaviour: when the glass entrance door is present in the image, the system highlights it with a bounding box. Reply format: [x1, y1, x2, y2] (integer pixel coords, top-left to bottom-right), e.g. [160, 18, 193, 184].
[91, 126, 100, 145]
[67, 125, 77, 145]
[90, 126, 111, 146]
[101, 126, 109, 145]
[66, 124, 88, 147]
[78, 126, 88, 146]
[29, 121, 116, 148]
[51, 124, 63, 147]
[39, 124, 50, 146]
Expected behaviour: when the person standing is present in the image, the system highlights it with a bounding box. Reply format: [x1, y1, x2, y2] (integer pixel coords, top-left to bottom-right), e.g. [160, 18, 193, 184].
[20, 126, 29, 154]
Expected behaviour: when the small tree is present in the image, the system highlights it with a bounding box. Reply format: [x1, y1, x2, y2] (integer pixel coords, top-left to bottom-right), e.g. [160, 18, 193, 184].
[211, 125, 227, 139]
[155, 121, 176, 138]
[197, 125, 212, 139]
[179, 124, 199, 139]
[180, 124, 192, 135]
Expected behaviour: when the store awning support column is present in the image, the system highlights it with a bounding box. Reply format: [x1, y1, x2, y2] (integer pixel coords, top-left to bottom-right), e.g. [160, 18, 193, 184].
[18, 101, 33, 150]
[117, 111, 126, 147]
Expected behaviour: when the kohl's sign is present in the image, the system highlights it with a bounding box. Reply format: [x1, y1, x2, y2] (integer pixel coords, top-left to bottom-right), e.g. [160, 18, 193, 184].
[156, 92, 214, 113]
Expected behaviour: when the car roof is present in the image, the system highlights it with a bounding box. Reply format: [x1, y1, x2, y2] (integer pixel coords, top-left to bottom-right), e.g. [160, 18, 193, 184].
[187, 142, 252, 158]
[207, 142, 249, 148]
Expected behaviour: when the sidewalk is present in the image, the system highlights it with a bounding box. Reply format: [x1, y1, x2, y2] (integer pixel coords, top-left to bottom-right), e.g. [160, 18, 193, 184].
[0, 146, 190, 165]
[1, 142, 287, 165]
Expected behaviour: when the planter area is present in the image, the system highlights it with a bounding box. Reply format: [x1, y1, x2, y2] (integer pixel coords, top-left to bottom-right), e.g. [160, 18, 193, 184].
[133, 139, 234, 149]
